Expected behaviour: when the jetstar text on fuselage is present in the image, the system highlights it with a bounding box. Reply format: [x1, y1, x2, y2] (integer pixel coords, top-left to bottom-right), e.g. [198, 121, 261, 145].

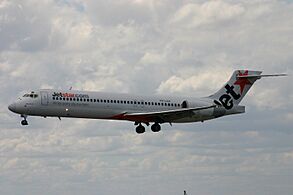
[52, 92, 89, 99]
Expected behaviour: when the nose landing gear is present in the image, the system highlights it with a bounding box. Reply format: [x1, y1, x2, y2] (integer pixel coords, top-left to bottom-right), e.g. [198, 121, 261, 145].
[20, 115, 28, 126]
[21, 120, 28, 125]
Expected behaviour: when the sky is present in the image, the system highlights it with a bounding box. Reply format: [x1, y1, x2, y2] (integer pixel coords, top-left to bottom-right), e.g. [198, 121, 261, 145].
[0, 0, 293, 195]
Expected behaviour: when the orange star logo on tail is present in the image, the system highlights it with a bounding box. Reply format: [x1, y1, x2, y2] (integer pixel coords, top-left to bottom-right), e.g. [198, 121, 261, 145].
[234, 70, 252, 94]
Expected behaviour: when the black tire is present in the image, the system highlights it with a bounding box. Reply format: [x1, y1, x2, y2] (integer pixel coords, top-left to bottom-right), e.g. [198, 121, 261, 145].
[21, 120, 28, 126]
[151, 123, 161, 132]
[135, 125, 145, 134]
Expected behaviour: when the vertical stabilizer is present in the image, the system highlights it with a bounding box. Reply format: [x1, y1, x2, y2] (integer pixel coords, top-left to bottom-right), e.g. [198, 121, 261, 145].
[209, 70, 262, 109]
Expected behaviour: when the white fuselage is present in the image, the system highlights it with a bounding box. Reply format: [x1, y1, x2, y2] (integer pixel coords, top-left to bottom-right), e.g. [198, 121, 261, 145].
[8, 89, 243, 124]
[10, 89, 244, 123]
[9, 70, 285, 133]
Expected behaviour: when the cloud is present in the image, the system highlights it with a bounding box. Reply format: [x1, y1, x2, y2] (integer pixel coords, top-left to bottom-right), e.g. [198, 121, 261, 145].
[171, 1, 245, 28]
[0, 0, 293, 195]
[157, 65, 232, 96]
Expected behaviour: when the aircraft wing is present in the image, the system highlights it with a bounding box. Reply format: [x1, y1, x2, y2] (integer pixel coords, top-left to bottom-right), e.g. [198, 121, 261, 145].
[118, 105, 216, 123]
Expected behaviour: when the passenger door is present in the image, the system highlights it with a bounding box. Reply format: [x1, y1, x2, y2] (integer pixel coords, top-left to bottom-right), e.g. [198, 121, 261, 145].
[40, 91, 49, 105]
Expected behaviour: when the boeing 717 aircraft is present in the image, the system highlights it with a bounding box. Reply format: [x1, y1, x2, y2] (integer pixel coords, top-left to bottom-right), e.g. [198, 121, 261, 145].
[8, 70, 286, 134]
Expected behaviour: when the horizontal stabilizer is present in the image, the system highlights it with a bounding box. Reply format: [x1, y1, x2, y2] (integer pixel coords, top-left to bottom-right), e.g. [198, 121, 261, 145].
[237, 73, 287, 79]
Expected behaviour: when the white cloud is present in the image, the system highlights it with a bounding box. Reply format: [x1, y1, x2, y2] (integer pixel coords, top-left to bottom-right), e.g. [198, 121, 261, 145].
[171, 1, 245, 28]
[157, 65, 232, 96]
[1, 0, 293, 195]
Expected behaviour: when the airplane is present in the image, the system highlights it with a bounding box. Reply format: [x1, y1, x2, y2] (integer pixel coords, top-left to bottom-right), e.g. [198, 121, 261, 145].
[8, 70, 286, 134]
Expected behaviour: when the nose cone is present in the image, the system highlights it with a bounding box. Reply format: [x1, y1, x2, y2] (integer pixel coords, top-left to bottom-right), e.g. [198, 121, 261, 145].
[8, 103, 17, 113]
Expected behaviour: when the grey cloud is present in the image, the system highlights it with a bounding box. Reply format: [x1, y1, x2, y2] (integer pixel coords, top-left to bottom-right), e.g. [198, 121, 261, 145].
[0, 0, 55, 52]
[1, 0, 293, 195]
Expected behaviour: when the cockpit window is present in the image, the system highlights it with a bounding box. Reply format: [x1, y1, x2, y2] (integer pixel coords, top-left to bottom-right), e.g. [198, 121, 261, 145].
[23, 92, 38, 98]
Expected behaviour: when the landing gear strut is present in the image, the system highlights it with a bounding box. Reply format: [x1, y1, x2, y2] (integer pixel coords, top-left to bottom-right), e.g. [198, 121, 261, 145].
[135, 124, 145, 134]
[20, 115, 28, 126]
[151, 123, 161, 132]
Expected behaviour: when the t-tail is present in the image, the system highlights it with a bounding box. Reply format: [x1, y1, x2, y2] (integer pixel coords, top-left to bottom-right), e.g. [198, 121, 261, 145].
[208, 70, 286, 110]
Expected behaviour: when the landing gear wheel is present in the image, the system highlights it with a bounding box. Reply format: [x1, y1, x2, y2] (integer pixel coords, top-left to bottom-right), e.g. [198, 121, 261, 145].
[151, 123, 161, 132]
[20, 114, 28, 126]
[136, 124, 145, 134]
[21, 120, 28, 126]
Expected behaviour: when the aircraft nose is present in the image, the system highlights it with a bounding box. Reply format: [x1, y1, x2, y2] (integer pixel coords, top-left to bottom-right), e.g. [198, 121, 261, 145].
[8, 103, 16, 113]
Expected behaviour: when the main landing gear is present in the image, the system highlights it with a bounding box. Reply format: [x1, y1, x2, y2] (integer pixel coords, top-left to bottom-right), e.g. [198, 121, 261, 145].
[20, 115, 28, 126]
[151, 123, 161, 132]
[136, 124, 145, 134]
[135, 122, 161, 134]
